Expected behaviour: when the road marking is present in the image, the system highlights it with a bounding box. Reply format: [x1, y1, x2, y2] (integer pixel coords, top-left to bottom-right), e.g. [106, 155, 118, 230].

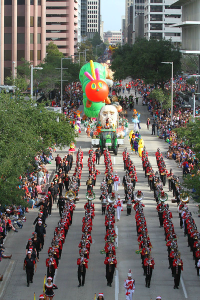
[181, 275, 188, 298]
[0, 260, 16, 299]
[115, 269, 119, 300]
[53, 269, 57, 284]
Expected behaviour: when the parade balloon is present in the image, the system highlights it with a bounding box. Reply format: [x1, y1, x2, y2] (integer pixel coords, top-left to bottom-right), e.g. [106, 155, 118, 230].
[79, 60, 111, 118]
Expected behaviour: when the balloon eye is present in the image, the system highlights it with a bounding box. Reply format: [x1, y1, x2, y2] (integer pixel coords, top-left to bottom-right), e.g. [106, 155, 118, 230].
[91, 83, 96, 90]
[98, 82, 103, 89]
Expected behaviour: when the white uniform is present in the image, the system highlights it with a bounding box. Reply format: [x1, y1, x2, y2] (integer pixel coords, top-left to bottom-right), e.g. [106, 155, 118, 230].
[116, 199, 122, 220]
[114, 175, 120, 191]
[124, 278, 135, 300]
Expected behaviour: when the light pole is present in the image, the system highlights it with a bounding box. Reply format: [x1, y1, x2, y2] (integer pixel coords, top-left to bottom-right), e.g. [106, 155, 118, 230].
[161, 61, 173, 125]
[85, 49, 89, 63]
[30, 65, 43, 100]
[191, 75, 200, 122]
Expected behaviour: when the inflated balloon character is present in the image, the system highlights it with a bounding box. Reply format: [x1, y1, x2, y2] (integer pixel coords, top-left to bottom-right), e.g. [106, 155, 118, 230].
[138, 138, 144, 157]
[79, 60, 111, 118]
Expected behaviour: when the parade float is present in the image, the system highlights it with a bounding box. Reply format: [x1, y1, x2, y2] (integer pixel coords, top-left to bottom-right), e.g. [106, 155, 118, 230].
[79, 60, 128, 155]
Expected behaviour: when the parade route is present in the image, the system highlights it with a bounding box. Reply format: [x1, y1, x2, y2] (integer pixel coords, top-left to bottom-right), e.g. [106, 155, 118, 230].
[1, 84, 200, 300]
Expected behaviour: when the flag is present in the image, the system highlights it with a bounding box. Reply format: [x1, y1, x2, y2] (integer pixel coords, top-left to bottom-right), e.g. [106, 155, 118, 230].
[43, 274, 46, 294]
[34, 292, 36, 300]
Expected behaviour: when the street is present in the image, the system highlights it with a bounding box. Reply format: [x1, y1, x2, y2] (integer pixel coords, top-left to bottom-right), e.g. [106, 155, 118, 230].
[1, 82, 200, 300]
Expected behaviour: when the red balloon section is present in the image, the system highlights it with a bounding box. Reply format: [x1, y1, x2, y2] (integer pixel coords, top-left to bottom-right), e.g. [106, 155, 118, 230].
[85, 80, 109, 103]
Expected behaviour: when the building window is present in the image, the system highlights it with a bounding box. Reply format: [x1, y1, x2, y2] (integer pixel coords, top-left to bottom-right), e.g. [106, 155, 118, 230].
[4, 16, 12, 27]
[30, 33, 34, 44]
[17, 33, 25, 44]
[4, 50, 12, 61]
[30, 16, 34, 27]
[30, 50, 34, 61]
[38, 0, 41, 4]
[17, 0, 25, 4]
[17, 50, 25, 61]
[37, 33, 41, 44]
[4, 33, 12, 44]
[38, 17, 41, 27]
[30, 0, 34, 4]
[4, 0, 12, 4]
[17, 16, 25, 27]
[37, 50, 41, 60]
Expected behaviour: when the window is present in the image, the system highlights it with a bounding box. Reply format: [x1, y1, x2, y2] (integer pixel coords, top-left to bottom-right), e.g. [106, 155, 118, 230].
[30, 0, 34, 4]
[4, 16, 12, 27]
[30, 50, 34, 61]
[4, 33, 12, 44]
[17, 33, 25, 44]
[30, 33, 34, 44]
[17, 50, 25, 61]
[37, 50, 41, 60]
[17, 16, 25, 27]
[38, 0, 41, 4]
[4, 67, 11, 80]
[37, 33, 41, 44]
[4, 50, 12, 61]
[4, 0, 12, 4]
[38, 17, 41, 27]
[30, 16, 34, 27]
[17, 0, 25, 4]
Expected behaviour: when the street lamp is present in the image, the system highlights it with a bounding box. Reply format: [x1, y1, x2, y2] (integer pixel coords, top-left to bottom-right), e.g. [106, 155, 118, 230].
[191, 74, 200, 122]
[161, 61, 173, 125]
[31, 65, 43, 100]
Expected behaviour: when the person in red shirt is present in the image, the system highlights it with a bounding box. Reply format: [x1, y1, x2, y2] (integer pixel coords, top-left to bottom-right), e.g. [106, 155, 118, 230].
[55, 154, 61, 172]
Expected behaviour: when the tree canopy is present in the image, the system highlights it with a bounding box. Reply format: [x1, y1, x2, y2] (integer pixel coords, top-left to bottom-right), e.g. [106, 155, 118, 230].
[0, 93, 76, 207]
[111, 38, 181, 88]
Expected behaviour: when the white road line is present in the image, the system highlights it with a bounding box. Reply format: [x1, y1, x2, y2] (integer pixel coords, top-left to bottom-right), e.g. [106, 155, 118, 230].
[181, 275, 188, 298]
[115, 269, 119, 300]
[53, 269, 57, 284]
[0, 260, 16, 299]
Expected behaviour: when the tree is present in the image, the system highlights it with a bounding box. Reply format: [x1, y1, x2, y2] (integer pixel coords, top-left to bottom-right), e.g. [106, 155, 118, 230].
[174, 120, 200, 201]
[111, 38, 181, 88]
[181, 54, 198, 74]
[0, 93, 76, 206]
[77, 40, 95, 64]
[89, 32, 102, 47]
[150, 88, 172, 109]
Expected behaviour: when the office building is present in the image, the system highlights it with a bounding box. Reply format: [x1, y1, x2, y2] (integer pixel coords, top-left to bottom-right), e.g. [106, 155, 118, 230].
[81, 0, 87, 39]
[121, 15, 125, 45]
[104, 31, 122, 45]
[1, 0, 46, 84]
[87, 0, 100, 39]
[144, 0, 182, 44]
[46, 0, 78, 57]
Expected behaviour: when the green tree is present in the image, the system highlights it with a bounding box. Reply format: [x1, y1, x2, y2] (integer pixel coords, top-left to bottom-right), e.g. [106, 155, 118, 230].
[150, 88, 172, 109]
[77, 40, 95, 64]
[89, 32, 102, 47]
[181, 54, 198, 74]
[111, 38, 181, 88]
[0, 93, 76, 206]
[174, 120, 200, 201]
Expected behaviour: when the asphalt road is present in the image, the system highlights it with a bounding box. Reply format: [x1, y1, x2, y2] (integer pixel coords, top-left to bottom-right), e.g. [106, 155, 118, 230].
[1, 81, 200, 300]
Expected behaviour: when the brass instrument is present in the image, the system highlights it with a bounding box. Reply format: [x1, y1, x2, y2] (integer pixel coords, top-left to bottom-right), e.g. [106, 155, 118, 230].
[65, 190, 76, 201]
[87, 179, 92, 185]
[107, 179, 113, 185]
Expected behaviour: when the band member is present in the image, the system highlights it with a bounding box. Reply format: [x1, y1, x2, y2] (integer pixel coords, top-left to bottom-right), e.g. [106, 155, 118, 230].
[104, 251, 117, 287]
[123, 270, 135, 300]
[144, 254, 155, 288]
[172, 253, 183, 289]
[46, 252, 57, 279]
[86, 175, 93, 191]
[77, 253, 88, 287]
[113, 173, 120, 191]
[23, 251, 37, 287]
[116, 195, 123, 221]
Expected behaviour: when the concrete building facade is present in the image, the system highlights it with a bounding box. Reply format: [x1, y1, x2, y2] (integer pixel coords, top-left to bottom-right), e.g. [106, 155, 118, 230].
[103, 30, 122, 45]
[1, 0, 46, 84]
[144, 0, 182, 44]
[46, 0, 78, 57]
[87, 0, 100, 39]
[81, 0, 87, 39]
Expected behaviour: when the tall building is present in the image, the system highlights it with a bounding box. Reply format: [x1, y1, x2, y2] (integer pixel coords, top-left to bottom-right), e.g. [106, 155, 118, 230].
[144, 0, 182, 44]
[46, 0, 78, 57]
[100, 18, 104, 41]
[1, 0, 46, 84]
[125, 0, 145, 44]
[121, 15, 125, 45]
[77, 0, 81, 43]
[81, 0, 87, 39]
[87, 0, 100, 39]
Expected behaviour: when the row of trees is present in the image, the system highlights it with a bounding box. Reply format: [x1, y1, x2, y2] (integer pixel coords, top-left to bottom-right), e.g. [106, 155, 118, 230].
[0, 93, 76, 207]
